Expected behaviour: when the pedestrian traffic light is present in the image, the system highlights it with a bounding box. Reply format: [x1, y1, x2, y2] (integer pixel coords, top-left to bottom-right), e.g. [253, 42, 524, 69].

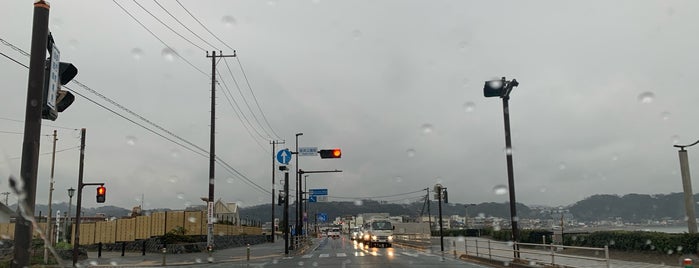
[319, 149, 341, 159]
[96, 186, 106, 203]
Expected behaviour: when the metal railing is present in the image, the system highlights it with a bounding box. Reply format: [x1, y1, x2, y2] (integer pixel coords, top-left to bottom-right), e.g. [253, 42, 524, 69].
[462, 237, 610, 268]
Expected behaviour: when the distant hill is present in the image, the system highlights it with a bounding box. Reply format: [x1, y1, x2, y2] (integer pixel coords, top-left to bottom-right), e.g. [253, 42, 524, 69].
[11, 192, 698, 223]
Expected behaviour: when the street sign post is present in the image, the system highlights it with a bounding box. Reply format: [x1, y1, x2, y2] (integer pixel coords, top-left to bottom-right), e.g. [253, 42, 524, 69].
[276, 149, 292, 165]
[309, 189, 328, 196]
[298, 147, 318, 156]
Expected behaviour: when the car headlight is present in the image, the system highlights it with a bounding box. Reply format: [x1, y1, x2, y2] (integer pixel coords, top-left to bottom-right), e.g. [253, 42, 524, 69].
[388, 235, 393, 241]
[364, 234, 370, 240]
[372, 236, 377, 241]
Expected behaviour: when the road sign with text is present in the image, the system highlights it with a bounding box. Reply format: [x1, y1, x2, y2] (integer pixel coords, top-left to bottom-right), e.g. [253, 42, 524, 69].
[309, 189, 328, 196]
[298, 147, 318, 156]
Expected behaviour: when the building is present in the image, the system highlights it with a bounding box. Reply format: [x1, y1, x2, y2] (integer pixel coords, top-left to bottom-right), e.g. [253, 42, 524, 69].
[0, 203, 16, 223]
[214, 199, 240, 225]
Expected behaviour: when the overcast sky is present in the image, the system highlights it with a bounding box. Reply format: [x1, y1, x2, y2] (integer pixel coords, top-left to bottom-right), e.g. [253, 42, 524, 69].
[1, 0, 698, 212]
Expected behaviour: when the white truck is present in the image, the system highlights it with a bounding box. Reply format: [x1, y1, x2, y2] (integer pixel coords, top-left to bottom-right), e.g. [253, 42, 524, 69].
[361, 219, 394, 248]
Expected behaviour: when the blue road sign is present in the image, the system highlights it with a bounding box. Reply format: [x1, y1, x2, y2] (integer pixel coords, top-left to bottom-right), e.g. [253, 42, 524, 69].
[276, 149, 292, 165]
[309, 195, 317, 203]
[309, 189, 328, 196]
[317, 213, 327, 222]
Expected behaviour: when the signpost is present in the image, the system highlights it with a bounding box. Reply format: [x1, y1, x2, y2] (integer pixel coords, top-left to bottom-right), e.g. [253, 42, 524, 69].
[276, 149, 292, 165]
[309, 189, 328, 196]
[298, 147, 318, 156]
[317, 213, 328, 223]
[46, 44, 60, 111]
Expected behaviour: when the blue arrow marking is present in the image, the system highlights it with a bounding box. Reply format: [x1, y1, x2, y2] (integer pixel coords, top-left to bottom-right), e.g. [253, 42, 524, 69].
[276, 149, 292, 165]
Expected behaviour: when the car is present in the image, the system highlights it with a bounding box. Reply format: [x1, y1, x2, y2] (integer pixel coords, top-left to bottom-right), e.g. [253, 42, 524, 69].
[350, 228, 361, 240]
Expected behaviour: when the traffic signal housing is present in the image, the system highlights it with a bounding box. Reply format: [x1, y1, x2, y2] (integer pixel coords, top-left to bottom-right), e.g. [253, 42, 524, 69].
[96, 186, 106, 203]
[42, 62, 77, 121]
[319, 149, 341, 159]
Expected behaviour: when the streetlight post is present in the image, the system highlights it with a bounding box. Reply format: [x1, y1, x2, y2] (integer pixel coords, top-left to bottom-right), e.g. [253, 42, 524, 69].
[294, 132, 303, 244]
[304, 174, 309, 240]
[675, 139, 699, 233]
[484, 77, 521, 258]
[66, 187, 75, 242]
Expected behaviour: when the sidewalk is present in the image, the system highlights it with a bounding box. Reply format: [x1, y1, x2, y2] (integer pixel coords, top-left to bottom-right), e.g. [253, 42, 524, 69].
[77, 238, 292, 267]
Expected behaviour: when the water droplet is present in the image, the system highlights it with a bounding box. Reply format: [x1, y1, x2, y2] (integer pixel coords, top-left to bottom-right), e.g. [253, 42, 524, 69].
[68, 39, 79, 50]
[666, 249, 673, 255]
[645, 239, 652, 245]
[354, 200, 363, 206]
[406, 149, 416, 157]
[421, 124, 434, 134]
[195, 258, 202, 263]
[109, 261, 118, 266]
[672, 135, 680, 145]
[609, 240, 615, 245]
[30, 99, 37, 107]
[458, 41, 469, 52]
[168, 176, 179, 184]
[176, 192, 185, 200]
[493, 225, 501, 231]
[312, 261, 319, 267]
[493, 185, 508, 195]
[558, 162, 566, 170]
[188, 217, 197, 223]
[89, 261, 98, 265]
[297, 261, 305, 266]
[463, 102, 475, 112]
[222, 16, 236, 27]
[226, 178, 235, 184]
[208, 256, 214, 262]
[477, 213, 485, 218]
[504, 147, 512, 155]
[170, 149, 179, 158]
[351, 30, 362, 40]
[131, 48, 144, 60]
[661, 111, 671, 120]
[677, 246, 683, 252]
[161, 48, 175, 61]
[395, 176, 403, 183]
[539, 187, 547, 193]
[126, 136, 137, 146]
[637, 92, 655, 104]
[611, 154, 619, 161]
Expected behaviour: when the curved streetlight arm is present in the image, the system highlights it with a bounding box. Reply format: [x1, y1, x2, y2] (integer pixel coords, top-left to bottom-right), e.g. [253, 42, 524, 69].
[674, 139, 699, 150]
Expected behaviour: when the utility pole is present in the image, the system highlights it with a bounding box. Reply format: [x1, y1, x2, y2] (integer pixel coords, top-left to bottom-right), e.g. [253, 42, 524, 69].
[205, 51, 236, 253]
[44, 130, 57, 264]
[13, 2, 50, 267]
[72, 128, 86, 267]
[271, 140, 284, 243]
[294, 133, 303, 245]
[436, 184, 444, 252]
[282, 167, 290, 255]
[426, 188, 432, 231]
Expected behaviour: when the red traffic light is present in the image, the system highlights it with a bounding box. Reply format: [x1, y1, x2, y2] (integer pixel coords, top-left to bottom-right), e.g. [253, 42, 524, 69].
[96, 186, 106, 203]
[319, 148, 341, 159]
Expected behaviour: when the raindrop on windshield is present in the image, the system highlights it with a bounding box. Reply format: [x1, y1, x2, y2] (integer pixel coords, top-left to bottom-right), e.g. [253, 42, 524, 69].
[463, 102, 475, 112]
[69, 39, 79, 50]
[131, 48, 144, 60]
[226, 178, 235, 184]
[672, 135, 680, 145]
[421, 124, 433, 134]
[661, 111, 671, 120]
[458, 41, 469, 52]
[161, 48, 175, 62]
[406, 149, 416, 157]
[637, 92, 654, 104]
[188, 217, 197, 223]
[126, 136, 137, 146]
[558, 162, 567, 170]
[169, 176, 179, 184]
[176, 192, 185, 200]
[222, 16, 236, 27]
[395, 176, 403, 183]
[352, 30, 362, 40]
[493, 185, 508, 195]
[354, 200, 363, 206]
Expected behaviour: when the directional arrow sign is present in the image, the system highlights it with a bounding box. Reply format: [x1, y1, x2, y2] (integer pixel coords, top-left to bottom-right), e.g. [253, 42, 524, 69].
[309, 195, 317, 203]
[276, 149, 292, 165]
[317, 213, 327, 222]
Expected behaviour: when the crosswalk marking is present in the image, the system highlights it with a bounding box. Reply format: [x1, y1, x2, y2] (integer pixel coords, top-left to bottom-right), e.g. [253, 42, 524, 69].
[319, 254, 330, 258]
[337, 253, 347, 257]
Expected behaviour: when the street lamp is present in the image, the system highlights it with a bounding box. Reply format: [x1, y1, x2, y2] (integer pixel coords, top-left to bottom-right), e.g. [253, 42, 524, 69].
[66, 187, 75, 242]
[674, 139, 699, 233]
[484, 76, 521, 258]
[294, 132, 303, 244]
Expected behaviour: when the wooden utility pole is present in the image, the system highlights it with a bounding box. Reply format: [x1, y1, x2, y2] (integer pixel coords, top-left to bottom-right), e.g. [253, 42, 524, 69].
[44, 130, 57, 263]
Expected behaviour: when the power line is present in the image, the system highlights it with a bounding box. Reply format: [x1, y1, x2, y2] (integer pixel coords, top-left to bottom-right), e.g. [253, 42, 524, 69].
[112, 0, 208, 76]
[216, 78, 270, 153]
[221, 59, 275, 141]
[152, 0, 219, 50]
[1, 38, 269, 196]
[0, 130, 23, 135]
[175, 0, 235, 52]
[131, 0, 207, 52]
[235, 56, 283, 140]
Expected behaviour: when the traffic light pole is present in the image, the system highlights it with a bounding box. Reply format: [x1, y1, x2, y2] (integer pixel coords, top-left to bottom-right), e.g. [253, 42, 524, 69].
[283, 170, 290, 255]
[13, 2, 50, 266]
[502, 95, 521, 258]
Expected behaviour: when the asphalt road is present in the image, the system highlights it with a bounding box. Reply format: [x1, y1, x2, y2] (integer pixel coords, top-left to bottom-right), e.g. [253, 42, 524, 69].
[174, 236, 490, 268]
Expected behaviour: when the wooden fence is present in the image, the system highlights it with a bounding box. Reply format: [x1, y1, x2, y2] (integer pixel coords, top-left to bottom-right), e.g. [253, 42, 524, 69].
[0, 210, 262, 245]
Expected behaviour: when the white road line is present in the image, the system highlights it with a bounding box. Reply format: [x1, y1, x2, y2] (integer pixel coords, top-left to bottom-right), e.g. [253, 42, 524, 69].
[401, 252, 419, 257]
[337, 253, 347, 257]
[302, 254, 313, 259]
[319, 253, 330, 258]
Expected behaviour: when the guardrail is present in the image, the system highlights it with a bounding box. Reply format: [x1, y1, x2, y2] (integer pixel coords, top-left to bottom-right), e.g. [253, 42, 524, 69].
[393, 233, 431, 249]
[462, 237, 610, 268]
